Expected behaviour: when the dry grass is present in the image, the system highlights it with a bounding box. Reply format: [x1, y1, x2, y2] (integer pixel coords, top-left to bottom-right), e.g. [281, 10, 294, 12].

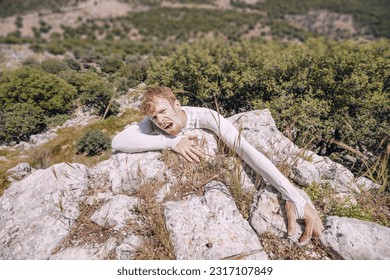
[260, 232, 334, 260]
[127, 149, 229, 260]
[0, 148, 23, 196]
[51, 169, 139, 259]
[162, 140, 257, 218]
[51, 171, 113, 254]
[52, 198, 138, 259]
[223, 157, 257, 220]
[361, 150, 389, 193]
[355, 190, 390, 227]
[162, 150, 224, 200]
[52, 200, 111, 254]
[131, 179, 175, 260]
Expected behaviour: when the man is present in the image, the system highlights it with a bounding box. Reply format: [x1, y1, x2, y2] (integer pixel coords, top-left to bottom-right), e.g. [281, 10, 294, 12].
[112, 86, 323, 243]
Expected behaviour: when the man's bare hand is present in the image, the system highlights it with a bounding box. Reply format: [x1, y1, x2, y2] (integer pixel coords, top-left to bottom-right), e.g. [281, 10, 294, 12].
[285, 201, 324, 243]
[172, 135, 205, 162]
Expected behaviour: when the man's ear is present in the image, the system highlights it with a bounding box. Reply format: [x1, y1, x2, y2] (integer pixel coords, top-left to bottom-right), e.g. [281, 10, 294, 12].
[174, 99, 181, 108]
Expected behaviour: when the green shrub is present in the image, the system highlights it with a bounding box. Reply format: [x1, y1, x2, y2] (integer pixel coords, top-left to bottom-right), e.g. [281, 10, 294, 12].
[40, 58, 70, 74]
[44, 114, 70, 129]
[39, 20, 52, 33]
[114, 54, 150, 93]
[76, 129, 111, 156]
[100, 56, 123, 74]
[65, 71, 118, 116]
[46, 41, 66, 55]
[0, 0, 73, 18]
[127, 7, 261, 41]
[304, 182, 373, 222]
[147, 39, 262, 114]
[0, 103, 46, 144]
[79, 78, 119, 116]
[3, 31, 23, 44]
[64, 58, 81, 71]
[0, 67, 77, 116]
[15, 15, 23, 29]
[22, 57, 39, 66]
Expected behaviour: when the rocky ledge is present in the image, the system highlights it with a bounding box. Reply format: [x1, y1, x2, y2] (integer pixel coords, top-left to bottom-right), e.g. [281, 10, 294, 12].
[1, 109, 389, 260]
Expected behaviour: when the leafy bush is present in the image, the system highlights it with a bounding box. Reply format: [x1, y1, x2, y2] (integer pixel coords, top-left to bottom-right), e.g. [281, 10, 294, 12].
[0, 0, 72, 18]
[2, 31, 24, 44]
[39, 20, 51, 33]
[304, 182, 374, 223]
[0, 67, 77, 116]
[76, 129, 111, 156]
[100, 56, 123, 74]
[0, 103, 46, 143]
[113, 54, 150, 93]
[22, 57, 39, 66]
[64, 58, 81, 71]
[15, 15, 23, 28]
[40, 58, 70, 74]
[232, 0, 390, 39]
[147, 39, 262, 114]
[44, 114, 70, 129]
[79, 78, 118, 115]
[46, 41, 66, 55]
[65, 71, 118, 115]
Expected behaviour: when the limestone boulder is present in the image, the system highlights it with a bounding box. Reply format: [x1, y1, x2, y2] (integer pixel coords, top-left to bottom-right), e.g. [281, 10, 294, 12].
[164, 181, 268, 260]
[320, 216, 390, 260]
[0, 163, 89, 259]
[107, 152, 167, 194]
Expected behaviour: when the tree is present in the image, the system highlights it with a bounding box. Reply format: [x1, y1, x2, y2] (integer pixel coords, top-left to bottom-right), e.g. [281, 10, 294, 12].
[65, 71, 118, 115]
[40, 58, 70, 74]
[0, 67, 77, 116]
[0, 103, 46, 144]
[100, 56, 123, 74]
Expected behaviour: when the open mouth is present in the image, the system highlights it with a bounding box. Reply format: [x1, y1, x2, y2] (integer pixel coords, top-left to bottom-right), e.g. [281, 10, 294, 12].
[163, 123, 173, 130]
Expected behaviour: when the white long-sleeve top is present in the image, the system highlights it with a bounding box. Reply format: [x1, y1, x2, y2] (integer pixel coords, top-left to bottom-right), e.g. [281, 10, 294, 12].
[112, 106, 307, 218]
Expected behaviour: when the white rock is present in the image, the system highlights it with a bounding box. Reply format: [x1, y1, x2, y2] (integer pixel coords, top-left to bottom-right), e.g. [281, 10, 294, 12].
[6, 162, 34, 183]
[320, 216, 390, 260]
[108, 152, 167, 194]
[229, 110, 360, 197]
[355, 177, 382, 191]
[49, 237, 117, 260]
[116, 235, 141, 260]
[0, 163, 89, 259]
[250, 183, 314, 243]
[291, 158, 321, 186]
[91, 195, 140, 231]
[164, 181, 268, 260]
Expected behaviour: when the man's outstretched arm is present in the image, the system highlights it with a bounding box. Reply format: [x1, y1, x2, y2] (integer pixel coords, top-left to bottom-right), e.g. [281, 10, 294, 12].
[198, 108, 323, 242]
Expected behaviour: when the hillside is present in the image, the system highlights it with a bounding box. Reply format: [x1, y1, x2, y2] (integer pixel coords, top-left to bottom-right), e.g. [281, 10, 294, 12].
[0, 0, 389, 261]
[1, 0, 389, 190]
[1, 0, 389, 44]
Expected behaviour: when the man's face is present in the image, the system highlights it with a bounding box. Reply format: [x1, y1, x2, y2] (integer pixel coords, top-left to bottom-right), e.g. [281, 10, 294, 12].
[146, 98, 185, 136]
